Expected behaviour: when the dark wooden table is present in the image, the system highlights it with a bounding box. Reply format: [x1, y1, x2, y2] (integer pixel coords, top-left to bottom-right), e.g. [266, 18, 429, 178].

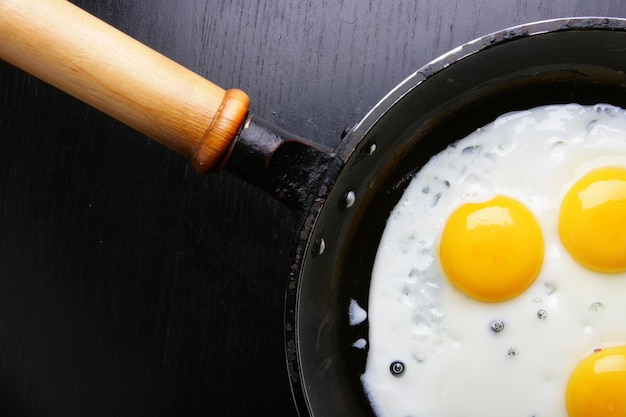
[1, 1, 626, 416]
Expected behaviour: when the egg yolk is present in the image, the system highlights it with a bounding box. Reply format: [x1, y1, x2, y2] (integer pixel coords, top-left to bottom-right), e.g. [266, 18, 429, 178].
[559, 167, 626, 273]
[566, 346, 626, 417]
[439, 195, 544, 302]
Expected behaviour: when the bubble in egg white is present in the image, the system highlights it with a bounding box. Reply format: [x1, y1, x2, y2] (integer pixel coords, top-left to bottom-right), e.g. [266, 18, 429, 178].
[508, 347, 520, 357]
[589, 301, 605, 314]
[361, 103, 626, 417]
[489, 319, 505, 333]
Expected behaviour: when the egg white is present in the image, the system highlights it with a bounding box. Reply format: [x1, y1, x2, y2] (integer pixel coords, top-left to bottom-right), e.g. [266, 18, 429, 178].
[362, 104, 626, 417]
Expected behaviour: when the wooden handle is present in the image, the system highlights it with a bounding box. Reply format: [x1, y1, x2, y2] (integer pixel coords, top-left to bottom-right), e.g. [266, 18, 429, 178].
[0, 0, 250, 173]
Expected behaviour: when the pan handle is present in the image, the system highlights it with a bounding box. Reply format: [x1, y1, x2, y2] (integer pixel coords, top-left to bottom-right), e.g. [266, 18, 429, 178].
[0, 0, 250, 173]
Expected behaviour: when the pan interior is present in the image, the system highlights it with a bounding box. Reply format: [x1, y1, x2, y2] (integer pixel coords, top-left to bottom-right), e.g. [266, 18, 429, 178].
[289, 22, 626, 417]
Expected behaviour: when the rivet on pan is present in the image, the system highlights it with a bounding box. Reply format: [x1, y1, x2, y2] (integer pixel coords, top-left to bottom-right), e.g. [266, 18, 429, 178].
[344, 191, 356, 208]
[315, 238, 326, 255]
[390, 361, 405, 376]
[537, 309, 547, 320]
[369, 143, 377, 155]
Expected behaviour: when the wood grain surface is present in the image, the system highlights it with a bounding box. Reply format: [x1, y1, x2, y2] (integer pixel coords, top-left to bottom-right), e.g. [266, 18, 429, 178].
[0, 0, 625, 416]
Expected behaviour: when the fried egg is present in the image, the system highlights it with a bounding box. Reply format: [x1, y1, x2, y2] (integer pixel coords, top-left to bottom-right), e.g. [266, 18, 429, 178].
[361, 103, 626, 417]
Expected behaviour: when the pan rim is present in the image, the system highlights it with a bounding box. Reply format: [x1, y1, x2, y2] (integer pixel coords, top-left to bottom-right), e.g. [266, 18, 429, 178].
[338, 16, 626, 161]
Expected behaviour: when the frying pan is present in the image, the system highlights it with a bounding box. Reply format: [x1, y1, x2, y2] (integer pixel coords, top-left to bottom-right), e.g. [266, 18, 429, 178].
[2, 1, 626, 416]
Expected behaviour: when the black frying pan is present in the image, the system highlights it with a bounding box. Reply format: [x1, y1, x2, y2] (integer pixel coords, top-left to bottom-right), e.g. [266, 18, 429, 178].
[1, 2, 626, 416]
[285, 17, 626, 416]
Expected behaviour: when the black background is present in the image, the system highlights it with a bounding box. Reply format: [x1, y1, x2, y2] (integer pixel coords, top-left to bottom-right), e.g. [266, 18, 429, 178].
[1, 1, 626, 416]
